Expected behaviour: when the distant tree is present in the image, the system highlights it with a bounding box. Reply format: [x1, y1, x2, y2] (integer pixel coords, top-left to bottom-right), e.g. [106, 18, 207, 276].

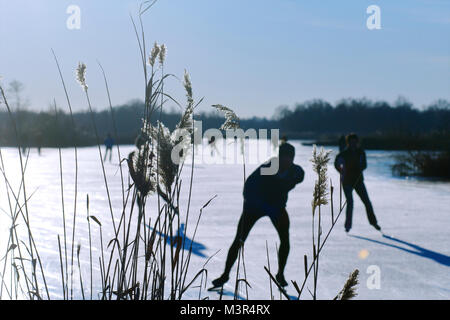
[275, 97, 450, 137]
[7, 80, 29, 111]
[428, 99, 450, 110]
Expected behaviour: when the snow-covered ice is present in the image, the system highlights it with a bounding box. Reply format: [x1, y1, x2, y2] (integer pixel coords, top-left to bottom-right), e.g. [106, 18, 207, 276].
[0, 139, 449, 300]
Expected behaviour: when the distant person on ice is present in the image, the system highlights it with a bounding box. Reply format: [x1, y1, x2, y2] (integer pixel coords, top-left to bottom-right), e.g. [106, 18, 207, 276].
[334, 133, 381, 232]
[208, 135, 220, 157]
[212, 143, 305, 288]
[104, 133, 114, 162]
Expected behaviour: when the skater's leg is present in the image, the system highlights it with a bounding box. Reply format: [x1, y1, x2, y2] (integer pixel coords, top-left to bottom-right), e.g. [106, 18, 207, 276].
[222, 210, 260, 277]
[354, 181, 379, 228]
[343, 185, 354, 231]
[271, 208, 290, 278]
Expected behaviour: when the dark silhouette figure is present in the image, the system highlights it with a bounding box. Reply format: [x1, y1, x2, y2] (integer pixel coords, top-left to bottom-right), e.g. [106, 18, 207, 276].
[335, 133, 380, 232]
[104, 133, 114, 162]
[212, 143, 305, 288]
[208, 136, 219, 156]
[338, 135, 346, 152]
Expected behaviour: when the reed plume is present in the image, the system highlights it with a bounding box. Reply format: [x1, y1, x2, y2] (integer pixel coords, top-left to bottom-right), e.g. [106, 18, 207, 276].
[334, 269, 359, 300]
[76, 62, 88, 92]
[311, 145, 331, 213]
[127, 142, 156, 197]
[211, 104, 240, 130]
[183, 70, 194, 107]
[159, 44, 166, 65]
[152, 122, 179, 192]
[149, 42, 160, 67]
[142, 103, 193, 192]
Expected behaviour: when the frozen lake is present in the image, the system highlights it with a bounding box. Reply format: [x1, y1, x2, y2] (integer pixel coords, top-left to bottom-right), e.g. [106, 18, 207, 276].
[0, 139, 449, 300]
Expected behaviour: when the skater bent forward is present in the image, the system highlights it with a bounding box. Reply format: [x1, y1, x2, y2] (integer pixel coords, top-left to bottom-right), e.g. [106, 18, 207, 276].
[212, 143, 304, 288]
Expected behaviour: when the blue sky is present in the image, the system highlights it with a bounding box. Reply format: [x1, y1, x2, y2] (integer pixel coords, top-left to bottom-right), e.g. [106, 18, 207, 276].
[0, 0, 449, 117]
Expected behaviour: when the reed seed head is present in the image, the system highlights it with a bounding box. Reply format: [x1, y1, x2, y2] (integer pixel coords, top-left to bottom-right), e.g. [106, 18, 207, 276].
[76, 62, 88, 91]
[183, 70, 193, 106]
[127, 142, 156, 196]
[149, 42, 160, 67]
[159, 44, 166, 65]
[142, 118, 192, 192]
[211, 104, 240, 130]
[156, 122, 179, 191]
[311, 145, 332, 212]
[336, 269, 359, 300]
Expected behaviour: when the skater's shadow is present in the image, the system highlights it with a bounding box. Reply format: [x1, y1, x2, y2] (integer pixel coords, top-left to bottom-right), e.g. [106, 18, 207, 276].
[208, 287, 296, 301]
[147, 223, 207, 258]
[209, 288, 246, 300]
[349, 234, 450, 267]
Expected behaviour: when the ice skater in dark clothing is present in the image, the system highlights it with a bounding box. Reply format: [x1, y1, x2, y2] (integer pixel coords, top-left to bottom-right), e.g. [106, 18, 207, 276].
[338, 135, 347, 152]
[334, 133, 381, 233]
[104, 133, 114, 162]
[212, 143, 305, 288]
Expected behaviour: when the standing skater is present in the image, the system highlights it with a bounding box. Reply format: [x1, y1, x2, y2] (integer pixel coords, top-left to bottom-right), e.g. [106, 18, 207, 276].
[211, 143, 305, 288]
[334, 133, 381, 232]
[208, 135, 222, 157]
[338, 134, 346, 152]
[104, 133, 114, 162]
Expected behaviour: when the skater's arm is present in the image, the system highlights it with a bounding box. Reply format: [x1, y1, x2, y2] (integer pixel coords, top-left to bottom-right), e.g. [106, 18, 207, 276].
[276, 164, 304, 194]
[360, 151, 367, 171]
[292, 164, 305, 184]
[285, 164, 304, 188]
[334, 153, 344, 172]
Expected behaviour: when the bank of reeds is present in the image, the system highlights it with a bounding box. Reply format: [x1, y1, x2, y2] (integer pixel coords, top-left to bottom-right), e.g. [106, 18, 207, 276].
[392, 150, 450, 179]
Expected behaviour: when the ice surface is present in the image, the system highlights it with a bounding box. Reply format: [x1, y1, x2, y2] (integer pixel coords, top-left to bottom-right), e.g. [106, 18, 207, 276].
[0, 139, 449, 300]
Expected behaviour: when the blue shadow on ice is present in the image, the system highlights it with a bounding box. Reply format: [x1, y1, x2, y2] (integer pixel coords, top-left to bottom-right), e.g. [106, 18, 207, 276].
[209, 289, 296, 301]
[208, 288, 246, 300]
[147, 223, 207, 258]
[350, 234, 450, 267]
